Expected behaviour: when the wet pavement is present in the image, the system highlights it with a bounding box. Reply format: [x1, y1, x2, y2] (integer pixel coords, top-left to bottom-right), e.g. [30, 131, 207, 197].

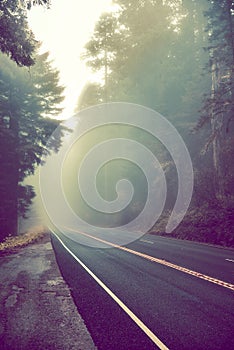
[0, 233, 97, 350]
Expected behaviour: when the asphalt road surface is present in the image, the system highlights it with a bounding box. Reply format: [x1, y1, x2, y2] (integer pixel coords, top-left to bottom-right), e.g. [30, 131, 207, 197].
[51, 231, 234, 350]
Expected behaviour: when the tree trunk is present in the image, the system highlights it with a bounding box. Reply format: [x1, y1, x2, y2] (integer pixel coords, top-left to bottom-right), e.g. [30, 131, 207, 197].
[1, 90, 20, 238]
[8, 104, 20, 235]
[210, 1, 234, 205]
[211, 62, 229, 205]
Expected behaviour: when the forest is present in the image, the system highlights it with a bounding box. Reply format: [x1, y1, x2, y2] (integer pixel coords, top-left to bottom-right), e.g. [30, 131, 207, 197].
[0, 0, 234, 246]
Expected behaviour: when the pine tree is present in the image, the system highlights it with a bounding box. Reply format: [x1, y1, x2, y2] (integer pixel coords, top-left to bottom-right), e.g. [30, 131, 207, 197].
[81, 1, 174, 109]
[0, 50, 64, 239]
[0, 0, 50, 67]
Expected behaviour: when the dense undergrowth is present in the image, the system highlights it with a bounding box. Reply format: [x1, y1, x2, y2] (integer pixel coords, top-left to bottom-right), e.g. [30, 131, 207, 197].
[150, 204, 234, 248]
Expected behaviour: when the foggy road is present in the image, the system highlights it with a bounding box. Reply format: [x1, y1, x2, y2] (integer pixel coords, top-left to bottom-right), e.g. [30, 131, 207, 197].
[52, 231, 234, 350]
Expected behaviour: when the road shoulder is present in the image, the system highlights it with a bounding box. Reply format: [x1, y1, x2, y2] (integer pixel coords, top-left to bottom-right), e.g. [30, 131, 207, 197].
[0, 233, 97, 350]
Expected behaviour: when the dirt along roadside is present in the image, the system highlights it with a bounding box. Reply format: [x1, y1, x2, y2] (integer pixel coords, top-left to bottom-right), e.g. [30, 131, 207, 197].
[0, 232, 97, 350]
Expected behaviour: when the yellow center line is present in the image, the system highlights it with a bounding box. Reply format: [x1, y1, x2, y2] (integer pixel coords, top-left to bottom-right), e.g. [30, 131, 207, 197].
[63, 226, 234, 292]
[53, 230, 169, 350]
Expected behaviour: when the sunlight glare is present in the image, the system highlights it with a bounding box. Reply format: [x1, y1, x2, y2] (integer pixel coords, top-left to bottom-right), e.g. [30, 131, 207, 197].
[28, 0, 115, 119]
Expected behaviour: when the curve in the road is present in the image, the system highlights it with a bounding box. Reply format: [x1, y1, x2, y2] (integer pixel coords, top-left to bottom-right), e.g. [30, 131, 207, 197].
[61, 227, 234, 292]
[53, 231, 169, 350]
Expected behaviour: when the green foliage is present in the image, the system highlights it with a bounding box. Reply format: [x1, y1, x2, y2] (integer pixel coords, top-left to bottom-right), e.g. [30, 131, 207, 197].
[75, 82, 103, 111]
[151, 203, 234, 247]
[80, 0, 212, 129]
[77, 0, 234, 246]
[25, 1, 50, 10]
[82, 1, 177, 111]
[0, 48, 65, 239]
[0, 0, 50, 67]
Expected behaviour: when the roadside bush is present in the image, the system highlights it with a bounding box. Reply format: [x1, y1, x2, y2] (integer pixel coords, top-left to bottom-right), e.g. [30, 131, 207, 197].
[150, 204, 234, 247]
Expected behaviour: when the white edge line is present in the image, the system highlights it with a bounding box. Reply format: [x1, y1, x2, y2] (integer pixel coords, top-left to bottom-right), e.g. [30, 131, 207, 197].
[225, 259, 234, 263]
[59, 226, 234, 292]
[52, 231, 169, 350]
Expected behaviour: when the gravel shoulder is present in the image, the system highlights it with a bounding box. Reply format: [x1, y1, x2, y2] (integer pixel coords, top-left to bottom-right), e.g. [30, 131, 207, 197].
[0, 233, 97, 350]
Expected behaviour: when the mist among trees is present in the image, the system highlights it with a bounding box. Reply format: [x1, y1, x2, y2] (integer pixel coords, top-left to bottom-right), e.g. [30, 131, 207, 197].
[0, 0, 64, 240]
[77, 0, 234, 246]
[0, 0, 233, 246]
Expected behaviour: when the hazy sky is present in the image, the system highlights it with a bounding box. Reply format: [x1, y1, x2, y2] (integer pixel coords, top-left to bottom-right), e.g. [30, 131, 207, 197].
[28, 0, 114, 119]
